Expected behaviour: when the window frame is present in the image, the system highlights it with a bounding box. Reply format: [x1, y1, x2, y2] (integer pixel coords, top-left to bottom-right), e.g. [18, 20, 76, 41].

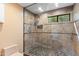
[48, 14, 70, 22]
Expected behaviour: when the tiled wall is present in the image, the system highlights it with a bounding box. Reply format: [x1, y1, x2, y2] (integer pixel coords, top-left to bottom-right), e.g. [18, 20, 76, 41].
[24, 5, 77, 55]
[42, 23, 74, 33]
[73, 3, 79, 55]
[37, 6, 73, 25]
[72, 21, 79, 55]
[24, 10, 35, 24]
[24, 22, 76, 55]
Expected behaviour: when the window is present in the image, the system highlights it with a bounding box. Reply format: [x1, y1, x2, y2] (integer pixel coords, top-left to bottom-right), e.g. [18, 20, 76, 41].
[48, 14, 70, 23]
[58, 14, 70, 22]
[48, 16, 57, 23]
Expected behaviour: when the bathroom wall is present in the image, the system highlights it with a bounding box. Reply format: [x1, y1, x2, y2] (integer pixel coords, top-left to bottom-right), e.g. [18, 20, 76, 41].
[73, 4, 79, 32]
[35, 6, 74, 34]
[73, 3, 79, 55]
[24, 10, 35, 24]
[0, 4, 23, 53]
[33, 5, 76, 55]
[24, 9, 36, 54]
[24, 9, 35, 33]
[37, 6, 73, 25]
[35, 6, 74, 33]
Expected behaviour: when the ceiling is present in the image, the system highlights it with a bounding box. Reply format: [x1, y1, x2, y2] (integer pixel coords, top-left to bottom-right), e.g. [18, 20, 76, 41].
[19, 3, 74, 14]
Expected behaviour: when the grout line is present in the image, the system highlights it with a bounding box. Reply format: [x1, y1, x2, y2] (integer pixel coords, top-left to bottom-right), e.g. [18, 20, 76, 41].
[24, 32, 77, 35]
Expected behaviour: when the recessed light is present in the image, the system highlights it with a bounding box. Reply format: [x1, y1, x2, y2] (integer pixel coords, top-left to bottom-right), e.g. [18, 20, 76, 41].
[55, 3, 59, 7]
[38, 7, 43, 12]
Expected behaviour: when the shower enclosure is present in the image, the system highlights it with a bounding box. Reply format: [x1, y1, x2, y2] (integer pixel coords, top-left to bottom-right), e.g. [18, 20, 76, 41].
[23, 22, 78, 56]
[23, 9, 77, 56]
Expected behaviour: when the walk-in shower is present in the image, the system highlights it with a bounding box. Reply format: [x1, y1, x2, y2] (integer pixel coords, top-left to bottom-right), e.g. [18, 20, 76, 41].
[23, 3, 79, 56]
[23, 20, 78, 56]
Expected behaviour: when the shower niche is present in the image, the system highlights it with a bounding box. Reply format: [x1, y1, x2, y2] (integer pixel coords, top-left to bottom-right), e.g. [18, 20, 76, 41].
[37, 25, 43, 29]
